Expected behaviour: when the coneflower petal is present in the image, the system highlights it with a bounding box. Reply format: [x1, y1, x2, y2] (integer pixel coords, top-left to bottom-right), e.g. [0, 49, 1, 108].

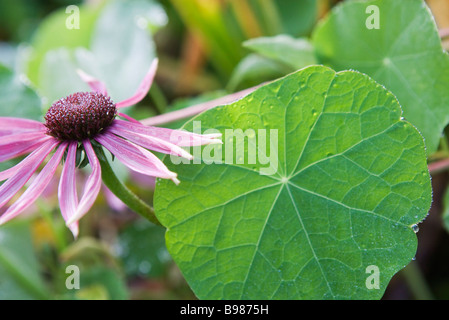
[113, 119, 222, 147]
[108, 124, 193, 160]
[115, 59, 158, 109]
[65, 140, 102, 226]
[76, 69, 108, 96]
[58, 142, 79, 237]
[0, 142, 67, 225]
[103, 184, 126, 211]
[117, 112, 140, 124]
[0, 139, 59, 209]
[0, 117, 46, 136]
[95, 132, 180, 184]
[0, 133, 51, 162]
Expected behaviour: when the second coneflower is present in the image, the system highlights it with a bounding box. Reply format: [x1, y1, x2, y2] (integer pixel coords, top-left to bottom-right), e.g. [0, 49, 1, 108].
[0, 59, 221, 237]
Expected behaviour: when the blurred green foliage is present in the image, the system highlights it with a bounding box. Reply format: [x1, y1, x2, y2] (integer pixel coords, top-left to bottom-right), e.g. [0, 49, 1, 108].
[0, 0, 448, 301]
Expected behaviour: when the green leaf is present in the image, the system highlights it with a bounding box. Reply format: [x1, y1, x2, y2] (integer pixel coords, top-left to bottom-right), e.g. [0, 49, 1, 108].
[274, 0, 317, 36]
[163, 90, 228, 130]
[25, 3, 103, 86]
[227, 54, 289, 91]
[154, 66, 432, 299]
[27, 0, 165, 106]
[0, 222, 49, 300]
[117, 219, 171, 278]
[75, 0, 165, 102]
[243, 35, 317, 70]
[0, 64, 42, 120]
[312, 0, 449, 154]
[76, 267, 129, 300]
[38, 48, 90, 106]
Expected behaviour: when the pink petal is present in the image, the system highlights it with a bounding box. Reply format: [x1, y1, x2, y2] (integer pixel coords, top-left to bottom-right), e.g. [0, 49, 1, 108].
[140, 85, 259, 126]
[117, 112, 140, 124]
[0, 143, 67, 225]
[0, 117, 46, 136]
[0, 139, 59, 209]
[108, 124, 193, 160]
[95, 132, 180, 184]
[65, 140, 102, 226]
[76, 69, 108, 96]
[0, 132, 51, 162]
[115, 59, 158, 109]
[58, 142, 79, 237]
[113, 119, 222, 147]
[0, 137, 56, 182]
[103, 184, 126, 212]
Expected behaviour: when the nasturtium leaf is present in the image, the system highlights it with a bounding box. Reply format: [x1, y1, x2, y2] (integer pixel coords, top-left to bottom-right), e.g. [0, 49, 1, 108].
[0, 63, 42, 120]
[39, 48, 90, 106]
[25, 3, 103, 86]
[28, 0, 165, 107]
[275, 0, 317, 36]
[244, 35, 317, 70]
[154, 66, 432, 299]
[227, 53, 289, 91]
[75, 0, 165, 103]
[312, 0, 449, 154]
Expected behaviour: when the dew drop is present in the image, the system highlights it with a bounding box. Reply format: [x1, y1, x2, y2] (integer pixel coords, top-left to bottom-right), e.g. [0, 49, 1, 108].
[411, 224, 419, 233]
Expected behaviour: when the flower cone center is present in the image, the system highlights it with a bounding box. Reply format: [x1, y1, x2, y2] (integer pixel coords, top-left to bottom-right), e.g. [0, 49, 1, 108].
[45, 92, 117, 141]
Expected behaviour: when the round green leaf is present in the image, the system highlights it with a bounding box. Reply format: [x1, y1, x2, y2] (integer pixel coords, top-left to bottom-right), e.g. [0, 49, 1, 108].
[312, 0, 449, 154]
[25, 3, 102, 86]
[154, 66, 431, 299]
[275, 0, 317, 36]
[75, 0, 164, 102]
[0, 64, 42, 120]
[243, 35, 317, 70]
[27, 0, 166, 107]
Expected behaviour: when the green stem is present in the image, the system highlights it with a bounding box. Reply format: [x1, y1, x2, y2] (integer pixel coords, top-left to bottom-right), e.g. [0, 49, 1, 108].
[401, 261, 433, 300]
[96, 149, 162, 226]
[149, 82, 168, 114]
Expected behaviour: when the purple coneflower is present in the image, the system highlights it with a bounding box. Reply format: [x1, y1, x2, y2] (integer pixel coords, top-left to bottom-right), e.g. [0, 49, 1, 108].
[0, 59, 221, 237]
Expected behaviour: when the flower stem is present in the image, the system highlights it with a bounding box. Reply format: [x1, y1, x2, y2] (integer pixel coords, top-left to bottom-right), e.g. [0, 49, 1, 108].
[428, 157, 449, 174]
[440, 27, 449, 39]
[400, 261, 434, 300]
[149, 82, 168, 114]
[96, 148, 162, 226]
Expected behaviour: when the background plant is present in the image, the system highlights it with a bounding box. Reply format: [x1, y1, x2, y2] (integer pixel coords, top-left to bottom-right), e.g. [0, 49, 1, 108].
[0, 0, 448, 300]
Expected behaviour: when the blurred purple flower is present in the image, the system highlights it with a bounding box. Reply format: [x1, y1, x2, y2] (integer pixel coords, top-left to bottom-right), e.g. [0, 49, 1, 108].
[0, 59, 221, 237]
